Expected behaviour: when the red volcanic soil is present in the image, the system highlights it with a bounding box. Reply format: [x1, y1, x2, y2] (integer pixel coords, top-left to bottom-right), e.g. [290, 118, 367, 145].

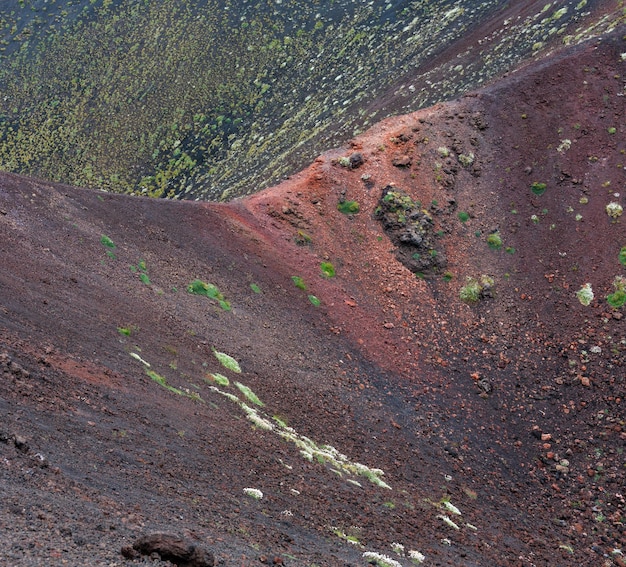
[0, 28, 625, 567]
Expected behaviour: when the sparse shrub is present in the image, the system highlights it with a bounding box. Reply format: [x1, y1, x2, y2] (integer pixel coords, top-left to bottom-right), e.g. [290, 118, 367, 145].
[576, 283, 594, 306]
[291, 276, 306, 290]
[459, 279, 482, 303]
[235, 382, 264, 406]
[213, 349, 241, 373]
[458, 152, 474, 167]
[531, 182, 547, 196]
[460, 275, 494, 303]
[250, 283, 261, 293]
[208, 373, 229, 386]
[338, 156, 351, 167]
[606, 202, 623, 219]
[486, 231, 502, 250]
[100, 234, 116, 248]
[320, 262, 336, 277]
[308, 294, 321, 306]
[457, 211, 470, 223]
[607, 276, 626, 308]
[337, 200, 360, 214]
[187, 279, 230, 310]
[619, 246, 626, 266]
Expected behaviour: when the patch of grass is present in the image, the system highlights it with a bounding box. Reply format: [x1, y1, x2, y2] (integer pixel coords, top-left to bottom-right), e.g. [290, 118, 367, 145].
[213, 349, 241, 373]
[442, 271, 453, 282]
[460, 279, 482, 303]
[486, 231, 502, 250]
[250, 283, 261, 293]
[308, 294, 321, 306]
[187, 279, 230, 310]
[607, 289, 626, 308]
[146, 369, 185, 396]
[460, 275, 494, 304]
[457, 211, 470, 223]
[235, 382, 264, 406]
[619, 246, 626, 266]
[337, 200, 360, 214]
[117, 327, 132, 336]
[291, 276, 306, 290]
[320, 262, 335, 278]
[100, 234, 116, 248]
[505, 246, 516, 254]
[139, 273, 151, 285]
[207, 372, 230, 386]
[531, 182, 547, 196]
[607, 276, 626, 308]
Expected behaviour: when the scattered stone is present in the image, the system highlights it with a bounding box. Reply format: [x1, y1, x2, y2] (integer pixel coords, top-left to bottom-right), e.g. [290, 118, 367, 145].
[121, 533, 214, 567]
[349, 152, 364, 168]
[392, 154, 412, 167]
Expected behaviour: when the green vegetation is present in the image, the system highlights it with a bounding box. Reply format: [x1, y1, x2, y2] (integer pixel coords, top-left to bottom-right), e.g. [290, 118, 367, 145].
[320, 262, 336, 278]
[442, 271, 453, 282]
[0, 1, 618, 200]
[531, 182, 547, 196]
[308, 295, 321, 306]
[608, 127, 617, 134]
[607, 276, 626, 308]
[486, 231, 502, 250]
[291, 276, 307, 290]
[458, 152, 475, 167]
[187, 279, 230, 310]
[619, 246, 626, 266]
[117, 327, 132, 336]
[505, 246, 516, 255]
[337, 200, 360, 214]
[100, 235, 116, 248]
[457, 211, 470, 223]
[235, 382, 264, 406]
[207, 373, 230, 387]
[213, 349, 242, 373]
[250, 283, 261, 294]
[460, 275, 494, 304]
[606, 202, 624, 219]
[459, 279, 482, 303]
[576, 283, 594, 306]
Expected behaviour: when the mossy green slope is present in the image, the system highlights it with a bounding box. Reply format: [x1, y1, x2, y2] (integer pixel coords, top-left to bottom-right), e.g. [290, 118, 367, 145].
[0, 0, 623, 200]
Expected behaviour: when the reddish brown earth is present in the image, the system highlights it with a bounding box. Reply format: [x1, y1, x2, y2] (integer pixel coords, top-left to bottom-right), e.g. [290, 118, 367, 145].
[0, 27, 625, 567]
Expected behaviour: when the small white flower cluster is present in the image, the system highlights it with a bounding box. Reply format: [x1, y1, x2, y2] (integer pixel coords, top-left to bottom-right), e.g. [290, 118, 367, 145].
[362, 551, 403, 567]
[243, 487, 263, 500]
[408, 549, 426, 563]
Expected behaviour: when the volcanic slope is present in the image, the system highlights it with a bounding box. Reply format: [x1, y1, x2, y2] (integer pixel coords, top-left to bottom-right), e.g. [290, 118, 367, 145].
[0, 27, 625, 567]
